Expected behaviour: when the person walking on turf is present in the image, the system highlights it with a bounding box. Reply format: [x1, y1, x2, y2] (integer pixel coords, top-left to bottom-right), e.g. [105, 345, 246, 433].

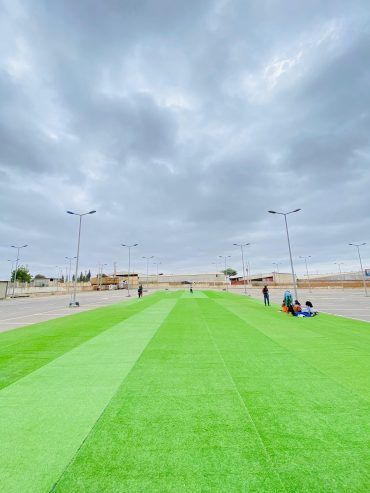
[262, 285, 270, 306]
[138, 284, 143, 298]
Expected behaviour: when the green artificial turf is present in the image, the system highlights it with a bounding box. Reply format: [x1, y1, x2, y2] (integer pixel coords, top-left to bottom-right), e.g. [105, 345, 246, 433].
[0, 291, 369, 492]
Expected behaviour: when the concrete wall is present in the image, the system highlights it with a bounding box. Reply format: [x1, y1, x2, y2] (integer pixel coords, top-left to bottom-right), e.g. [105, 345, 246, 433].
[0, 281, 8, 299]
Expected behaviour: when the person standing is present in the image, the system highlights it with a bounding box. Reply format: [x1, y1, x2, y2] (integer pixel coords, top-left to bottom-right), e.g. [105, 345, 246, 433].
[262, 285, 270, 306]
[138, 284, 143, 298]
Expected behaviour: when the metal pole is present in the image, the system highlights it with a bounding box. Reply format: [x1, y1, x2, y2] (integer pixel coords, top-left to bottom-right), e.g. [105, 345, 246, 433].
[335, 262, 344, 289]
[300, 256, 312, 292]
[72, 214, 82, 305]
[284, 214, 298, 300]
[127, 247, 131, 296]
[356, 246, 368, 297]
[240, 245, 247, 295]
[12, 247, 20, 297]
[304, 258, 312, 292]
[7, 260, 14, 298]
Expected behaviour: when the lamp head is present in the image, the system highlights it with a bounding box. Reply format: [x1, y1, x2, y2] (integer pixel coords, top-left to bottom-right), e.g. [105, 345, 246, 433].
[66, 210, 75, 215]
[268, 210, 277, 214]
[88, 210, 96, 214]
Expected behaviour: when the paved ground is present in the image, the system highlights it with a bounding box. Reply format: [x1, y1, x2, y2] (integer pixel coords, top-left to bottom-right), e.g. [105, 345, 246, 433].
[229, 286, 370, 322]
[0, 290, 138, 332]
[1, 287, 369, 333]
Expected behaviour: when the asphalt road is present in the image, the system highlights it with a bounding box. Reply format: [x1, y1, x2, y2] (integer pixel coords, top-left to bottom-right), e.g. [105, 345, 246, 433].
[1, 287, 369, 333]
[230, 286, 370, 322]
[0, 290, 137, 333]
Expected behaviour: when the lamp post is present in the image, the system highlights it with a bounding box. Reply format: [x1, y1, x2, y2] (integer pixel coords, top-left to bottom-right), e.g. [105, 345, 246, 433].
[334, 262, 345, 289]
[153, 261, 162, 287]
[65, 256, 76, 292]
[67, 210, 96, 307]
[11, 244, 28, 298]
[272, 262, 280, 273]
[98, 263, 108, 290]
[233, 243, 250, 295]
[268, 208, 301, 300]
[218, 255, 231, 291]
[122, 244, 138, 297]
[299, 256, 312, 292]
[7, 260, 14, 298]
[142, 256, 154, 290]
[349, 243, 368, 296]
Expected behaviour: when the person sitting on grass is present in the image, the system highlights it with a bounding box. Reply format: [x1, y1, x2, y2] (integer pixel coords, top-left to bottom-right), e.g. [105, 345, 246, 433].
[296, 301, 318, 317]
[293, 300, 301, 313]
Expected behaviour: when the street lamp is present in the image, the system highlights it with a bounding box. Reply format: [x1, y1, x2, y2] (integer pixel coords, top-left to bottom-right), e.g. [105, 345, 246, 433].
[10, 244, 28, 298]
[299, 256, 312, 292]
[153, 261, 162, 287]
[121, 244, 138, 296]
[272, 262, 280, 273]
[65, 256, 77, 292]
[219, 255, 231, 291]
[334, 262, 345, 289]
[67, 210, 96, 306]
[268, 208, 301, 300]
[142, 256, 154, 291]
[7, 260, 14, 298]
[233, 243, 250, 295]
[349, 243, 368, 296]
[98, 263, 108, 290]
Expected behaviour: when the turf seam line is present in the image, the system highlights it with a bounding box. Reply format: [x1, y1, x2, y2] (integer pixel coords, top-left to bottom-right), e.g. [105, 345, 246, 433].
[196, 299, 289, 493]
[216, 298, 370, 404]
[47, 297, 179, 493]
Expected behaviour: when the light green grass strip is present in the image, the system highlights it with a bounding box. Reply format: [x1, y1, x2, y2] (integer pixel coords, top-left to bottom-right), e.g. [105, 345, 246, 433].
[0, 298, 176, 493]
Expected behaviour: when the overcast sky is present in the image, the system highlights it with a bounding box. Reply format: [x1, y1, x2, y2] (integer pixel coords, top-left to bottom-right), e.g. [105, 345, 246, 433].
[1, 0, 370, 279]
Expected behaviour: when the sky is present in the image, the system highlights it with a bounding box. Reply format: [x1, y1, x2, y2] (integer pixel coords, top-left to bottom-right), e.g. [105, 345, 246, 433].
[1, 0, 370, 279]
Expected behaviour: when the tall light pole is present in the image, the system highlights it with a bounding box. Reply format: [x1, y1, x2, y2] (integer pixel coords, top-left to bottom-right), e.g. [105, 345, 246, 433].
[67, 210, 96, 307]
[272, 262, 280, 273]
[98, 263, 108, 290]
[122, 244, 138, 297]
[299, 256, 312, 292]
[349, 243, 368, 296]
[153, 261, 162, 287]
[334, 262, 345, 289]
[268, 208, 301, 300]
[142, 256, 154, 290]
[11, 244, 28, 298]
[7, 260, 14, 298]
[65, 256, 76, 292]
[233, 243, 250, 295]
[219, 255, 231, 291]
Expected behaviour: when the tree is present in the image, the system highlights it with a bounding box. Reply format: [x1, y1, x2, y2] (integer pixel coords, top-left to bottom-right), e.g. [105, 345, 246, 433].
[11, 266, 32, 283]
[86, 270, 91, 281]
[222, 268, 237, 277]
[34, 274, 46, 279]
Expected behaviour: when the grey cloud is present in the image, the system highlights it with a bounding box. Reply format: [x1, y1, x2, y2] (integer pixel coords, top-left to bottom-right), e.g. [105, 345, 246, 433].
[1, 0, 370, 278]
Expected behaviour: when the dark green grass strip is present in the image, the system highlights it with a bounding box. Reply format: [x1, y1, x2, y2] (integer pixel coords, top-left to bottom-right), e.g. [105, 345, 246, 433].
[0, 293, 162, 390]
[197, 296, 370, 492]
[211, 292, 370, 401]
[53, 297, 287, 492]
[0, 298, 176, 493]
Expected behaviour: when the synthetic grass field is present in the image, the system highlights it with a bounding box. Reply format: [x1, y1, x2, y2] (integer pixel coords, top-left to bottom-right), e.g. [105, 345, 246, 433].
[0, 291, 369, 492]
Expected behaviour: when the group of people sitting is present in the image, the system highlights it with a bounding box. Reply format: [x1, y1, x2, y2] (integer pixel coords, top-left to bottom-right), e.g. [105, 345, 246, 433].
[281, 290, 318, 317]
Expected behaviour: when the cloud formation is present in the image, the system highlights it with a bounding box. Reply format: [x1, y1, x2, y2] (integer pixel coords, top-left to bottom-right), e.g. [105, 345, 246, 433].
[1, 0, 370, 278]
